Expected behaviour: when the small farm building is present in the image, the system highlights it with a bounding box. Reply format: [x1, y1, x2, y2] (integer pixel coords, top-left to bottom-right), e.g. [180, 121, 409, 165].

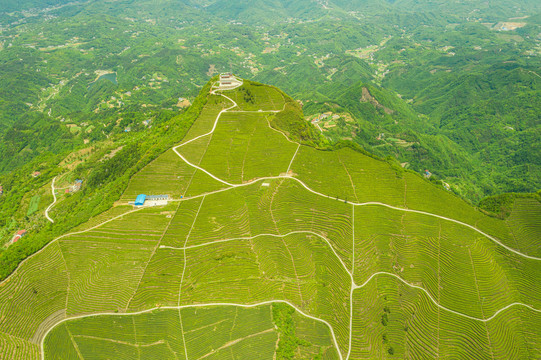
[147, 195, 169, 201]
[135, 194, 147, 206]
[72, 179, 83, 192]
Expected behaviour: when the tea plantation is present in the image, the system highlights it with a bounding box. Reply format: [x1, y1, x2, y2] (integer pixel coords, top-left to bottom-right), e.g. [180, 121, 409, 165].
[0, 80, 539, 359]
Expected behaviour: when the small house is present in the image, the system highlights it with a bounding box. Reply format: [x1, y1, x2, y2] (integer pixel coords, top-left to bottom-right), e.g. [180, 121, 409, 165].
[12, 230, 27, 243]
[72, 179, 83, 192]
[220, 73, 233, 80]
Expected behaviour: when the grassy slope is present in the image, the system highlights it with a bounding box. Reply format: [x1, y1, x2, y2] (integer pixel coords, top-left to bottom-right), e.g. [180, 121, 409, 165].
[0, 80, 539, 359]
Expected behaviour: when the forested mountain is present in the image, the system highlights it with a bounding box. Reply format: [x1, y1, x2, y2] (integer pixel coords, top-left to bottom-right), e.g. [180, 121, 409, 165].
[0, 0, 75, 13]
[0, 0, 539, 207]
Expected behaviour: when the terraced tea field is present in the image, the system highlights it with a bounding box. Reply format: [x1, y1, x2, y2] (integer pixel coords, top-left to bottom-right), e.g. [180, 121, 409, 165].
[0, 79, 539, 359]
[44, 305, 337, 360]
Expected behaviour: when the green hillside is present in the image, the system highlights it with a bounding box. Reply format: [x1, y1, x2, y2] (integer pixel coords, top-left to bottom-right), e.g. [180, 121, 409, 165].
[0, 79, 538, 359]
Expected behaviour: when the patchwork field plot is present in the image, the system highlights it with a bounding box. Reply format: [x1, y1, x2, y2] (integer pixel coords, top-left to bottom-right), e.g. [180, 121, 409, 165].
[0, 242, 68, 342]
[350, 276, 541, 359]
[27, 195, 41, 216]
[352, 206, 540, 318]
[0, 79, 539, 359]
[70, 205, 134, 232]
[60, 239, 155, 315]
[292, 147, 535, 259]
[122, 149, 196, 200]
[292, 146, 406, 206]
[44, 304, 337, 360]
[176, 135, 213, 167]
[182, 95, 231, 143]
[159, 180, 353, 268]
[506, 198, 541, 257]
[225, 81, 285, 112]
[178, 112, 298, 185]
[127, 247, 186, 310]
[178, 233, 351, 347]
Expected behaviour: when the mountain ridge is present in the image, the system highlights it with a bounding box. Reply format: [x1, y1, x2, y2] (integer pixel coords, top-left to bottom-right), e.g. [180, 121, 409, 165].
[0, 77, 539, 359]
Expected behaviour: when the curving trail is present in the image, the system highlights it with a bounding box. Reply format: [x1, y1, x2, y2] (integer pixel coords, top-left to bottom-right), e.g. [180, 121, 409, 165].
[163, 229, 541, 359]
[287, 144, 301, 174]
[171, 89, 239, 187]
[44, 177, 58, 224]
[35, 227, 541, 360]
[292, 178, 541, 261]
[158, 230, 541, 323]
[172, 85, 285, 188]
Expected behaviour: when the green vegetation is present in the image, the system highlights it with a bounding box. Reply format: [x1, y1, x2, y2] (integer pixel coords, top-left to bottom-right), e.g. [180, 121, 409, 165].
[227, 81, 286, 112]
[351, 274, 541, 359]
[269, 95, 327, 148]
[479, 192, 541, 219]
[272, 302, 338, 359]
[0, 1, 540, 355]
[45, 306, 272, 359]
[505, 197, 541, 256]
[26, 195, 41, 217]
[43, 303, 338, 360]
[273, 303, 310, 359]
[0, 79, 538, 359]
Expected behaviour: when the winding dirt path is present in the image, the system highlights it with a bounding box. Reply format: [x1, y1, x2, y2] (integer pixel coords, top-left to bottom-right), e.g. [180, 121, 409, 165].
[44, 177, 58, 223]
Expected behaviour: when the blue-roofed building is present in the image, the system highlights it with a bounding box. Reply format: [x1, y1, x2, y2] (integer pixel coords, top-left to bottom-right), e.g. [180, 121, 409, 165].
[135, 194, 147, 206]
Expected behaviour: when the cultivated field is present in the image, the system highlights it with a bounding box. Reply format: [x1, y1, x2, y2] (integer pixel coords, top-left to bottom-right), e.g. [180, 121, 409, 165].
[0, 79, 539, 359]
[44, 305, 338, 359]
